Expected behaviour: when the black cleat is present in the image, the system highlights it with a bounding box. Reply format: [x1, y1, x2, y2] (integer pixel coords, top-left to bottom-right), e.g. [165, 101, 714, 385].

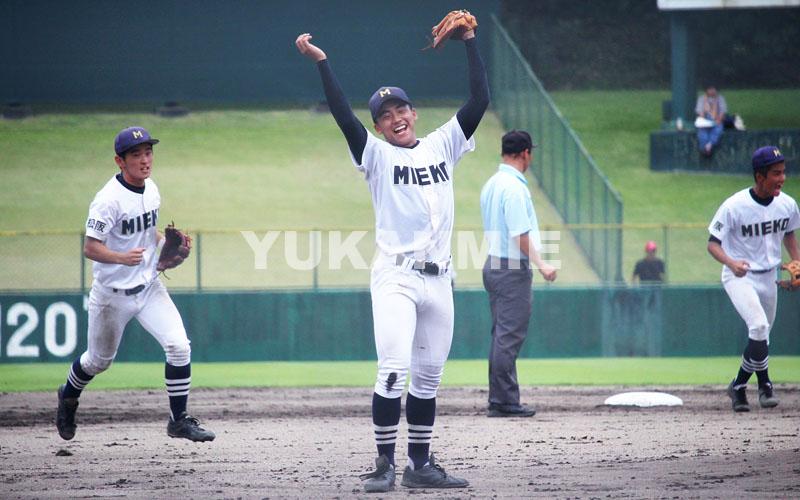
[401, 453, 469, 489]
[758, 383, 779, 408]
[359, 454, 396, 493]
[167, 412, 216, 442]
[487, 403, 536, 418]
[727, 380, 750, 413]
[56, 384, 79, 440]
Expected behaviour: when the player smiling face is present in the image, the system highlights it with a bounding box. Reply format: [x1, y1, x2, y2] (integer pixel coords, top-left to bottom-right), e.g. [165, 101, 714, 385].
[756, 162, 786, 198]
[115, 144, 154, 187]
[374, 100, 418, 148]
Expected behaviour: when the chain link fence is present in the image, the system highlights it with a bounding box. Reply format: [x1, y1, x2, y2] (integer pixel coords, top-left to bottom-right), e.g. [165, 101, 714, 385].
[0, 224, 739, 292]
[489, 14, 625, 283]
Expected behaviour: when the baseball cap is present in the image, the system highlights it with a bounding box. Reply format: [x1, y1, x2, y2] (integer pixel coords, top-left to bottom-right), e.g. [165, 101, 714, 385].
[501, 130, 536, 155]
[752, 146, 784, 170]
[368, 86, 413, 122]
[114, 126, 159, 155]
[645, 241, 657, 252]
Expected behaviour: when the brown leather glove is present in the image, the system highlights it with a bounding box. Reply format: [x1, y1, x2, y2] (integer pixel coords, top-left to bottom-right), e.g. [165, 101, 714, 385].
[430, 10, 478, 49]
[777, 260, 800, 290]
[157, 222, 192, 272]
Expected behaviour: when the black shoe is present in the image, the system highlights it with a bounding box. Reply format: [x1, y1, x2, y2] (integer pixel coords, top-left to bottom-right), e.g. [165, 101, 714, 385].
[487, 403, 536, 418]
[758, 383, 779, 408]
[56, 384, 79, 440]
[727, 380, 750, 413]
[167, 412, 216, 442]
[401, 453, 469, 489]
[359, 455, 396, 493]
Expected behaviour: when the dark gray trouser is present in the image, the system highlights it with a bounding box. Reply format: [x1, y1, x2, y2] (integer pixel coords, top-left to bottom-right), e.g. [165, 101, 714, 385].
[482, 257, 533, 406]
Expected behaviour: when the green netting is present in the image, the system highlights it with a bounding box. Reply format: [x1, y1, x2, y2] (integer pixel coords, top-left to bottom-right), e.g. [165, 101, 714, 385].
[489, 15, 624, 282]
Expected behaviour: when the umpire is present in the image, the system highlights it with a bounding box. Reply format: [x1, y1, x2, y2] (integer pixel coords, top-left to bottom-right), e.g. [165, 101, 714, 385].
[480, 130, 556, 418]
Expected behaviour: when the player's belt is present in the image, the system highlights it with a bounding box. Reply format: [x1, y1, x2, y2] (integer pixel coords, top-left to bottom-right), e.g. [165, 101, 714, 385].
[111, 284, 146, 295]
[749, 268, 774, 274]
[394, 255, 450, 276]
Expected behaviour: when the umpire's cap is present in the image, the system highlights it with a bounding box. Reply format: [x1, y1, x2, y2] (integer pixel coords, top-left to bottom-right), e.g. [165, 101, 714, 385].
[115, 126, 159, 155]
[369, 86, 413, 122]
[752, 145, 784, 170]
[502, 130, 536, 155]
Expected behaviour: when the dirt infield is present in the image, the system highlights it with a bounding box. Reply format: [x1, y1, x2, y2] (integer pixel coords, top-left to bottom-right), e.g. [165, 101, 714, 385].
[1, 385, 799, 499]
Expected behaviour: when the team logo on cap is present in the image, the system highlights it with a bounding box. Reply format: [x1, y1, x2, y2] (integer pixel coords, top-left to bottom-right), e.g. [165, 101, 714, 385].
[379, 88, 391, 97]
[132, 130, 143, 139]
[773, 148, 781, 157]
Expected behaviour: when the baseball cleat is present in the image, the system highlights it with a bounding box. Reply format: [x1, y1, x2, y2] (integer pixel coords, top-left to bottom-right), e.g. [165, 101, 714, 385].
[727, 380, 750, 412]
[167, 412, 216, 442]
[758, 383, 779, 408]
[400, 453, 469, 489]
[359, 454, 396, 493]
[56, 384, 79, 440]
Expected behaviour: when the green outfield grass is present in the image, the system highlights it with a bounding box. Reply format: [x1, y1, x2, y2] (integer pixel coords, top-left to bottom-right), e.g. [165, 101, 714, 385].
[2, 90, 799, 287]
[0, 107, 596, 289]
[2, 357, 799, 392]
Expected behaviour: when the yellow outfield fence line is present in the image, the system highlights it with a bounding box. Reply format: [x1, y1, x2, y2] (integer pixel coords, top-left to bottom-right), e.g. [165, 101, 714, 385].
[0, 222, 709, 237]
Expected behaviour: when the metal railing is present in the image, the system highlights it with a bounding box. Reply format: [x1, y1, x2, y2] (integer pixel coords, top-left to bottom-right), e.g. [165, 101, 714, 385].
[489, 14, 625, 282]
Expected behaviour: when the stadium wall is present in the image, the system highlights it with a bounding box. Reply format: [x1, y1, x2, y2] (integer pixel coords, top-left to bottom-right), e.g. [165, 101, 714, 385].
[500, 0, 800, 90]
[0, 0, 497, 105]
[2, 287, 799, 363]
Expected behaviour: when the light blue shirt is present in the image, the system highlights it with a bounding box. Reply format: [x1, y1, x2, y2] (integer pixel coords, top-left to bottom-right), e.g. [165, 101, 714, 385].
[480, 163, 541, 260]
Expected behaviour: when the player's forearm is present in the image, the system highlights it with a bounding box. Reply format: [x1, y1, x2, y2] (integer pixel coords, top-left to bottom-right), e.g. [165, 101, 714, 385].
[316, 60, 367, 162]
[84, 238, 125, 264]
[456, 37, 489, 140]
[707, 241, 735, 268]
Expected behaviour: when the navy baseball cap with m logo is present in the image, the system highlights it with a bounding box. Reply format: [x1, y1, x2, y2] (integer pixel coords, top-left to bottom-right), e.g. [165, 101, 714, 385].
[114, 126, 159, 155]
[751, 145, 784, 170]
[368, 86, 413, 122]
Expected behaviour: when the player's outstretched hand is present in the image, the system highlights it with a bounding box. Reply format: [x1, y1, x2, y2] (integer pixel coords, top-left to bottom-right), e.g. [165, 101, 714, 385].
[295, 33, 327, 62]
[120, 247, 145, 266]
[539, 263, 557, 282]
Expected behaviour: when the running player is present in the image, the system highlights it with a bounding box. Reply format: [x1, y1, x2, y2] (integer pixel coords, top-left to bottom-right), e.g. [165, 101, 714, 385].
[707, 146, 800, 412]
[295, 24, 488, 492]
[55, 126, 215, 442]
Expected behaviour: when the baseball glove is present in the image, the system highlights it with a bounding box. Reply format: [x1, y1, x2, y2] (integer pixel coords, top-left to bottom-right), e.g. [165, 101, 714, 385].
[430, 9, 478, 49]
[157, 222, 192, 272]
[777, 260, 800, 290]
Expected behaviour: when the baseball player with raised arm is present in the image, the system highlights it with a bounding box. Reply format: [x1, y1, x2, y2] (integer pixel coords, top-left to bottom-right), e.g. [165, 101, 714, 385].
[56, 127, 215, 442]
[295, 19, 489, 493]
[708, 146, 800, 412]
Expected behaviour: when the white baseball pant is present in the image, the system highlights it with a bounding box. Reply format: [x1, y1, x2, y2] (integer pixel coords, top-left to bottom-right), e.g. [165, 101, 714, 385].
[370, 257, 454, 400]
[722, 268, 778, 343]
[79, 278, 190, 375]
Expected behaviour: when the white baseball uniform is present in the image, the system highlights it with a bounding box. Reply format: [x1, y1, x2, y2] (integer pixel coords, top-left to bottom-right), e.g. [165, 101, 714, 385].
[79, 174, 190, 377]
[709, 188, 800, 342]
[353, 114, 474, 399]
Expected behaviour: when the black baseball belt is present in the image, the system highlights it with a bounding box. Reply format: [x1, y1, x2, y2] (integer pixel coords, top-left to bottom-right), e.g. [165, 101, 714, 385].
[395, 255, 450, 276]
[111, 284, 146, 295]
